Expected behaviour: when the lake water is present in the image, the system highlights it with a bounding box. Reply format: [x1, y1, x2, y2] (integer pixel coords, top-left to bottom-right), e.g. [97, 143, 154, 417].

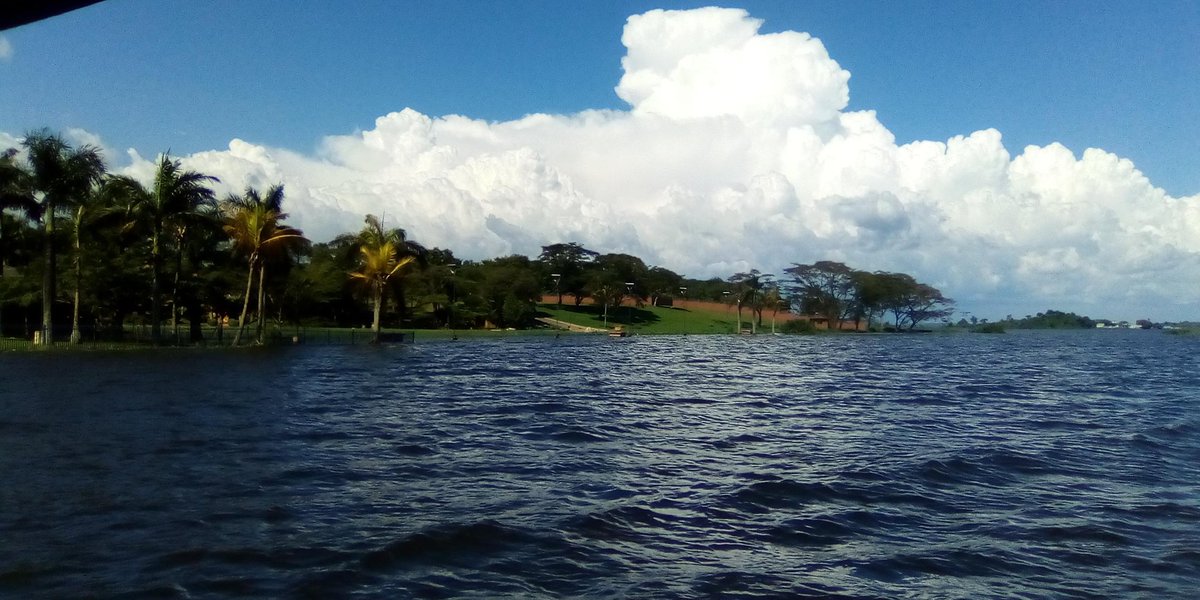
[1, 330, 1198, 598]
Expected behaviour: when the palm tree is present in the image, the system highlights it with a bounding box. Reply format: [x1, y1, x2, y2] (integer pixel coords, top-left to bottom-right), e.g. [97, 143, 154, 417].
[763, 286, 784, 334]
[222, 185, 306, 345]
[173, 203, 226, 343]
[349, 214, 417, 343]
[104, 155, 217, 344]
[21, 130, 106, 344]
[66, 185, 112, 343]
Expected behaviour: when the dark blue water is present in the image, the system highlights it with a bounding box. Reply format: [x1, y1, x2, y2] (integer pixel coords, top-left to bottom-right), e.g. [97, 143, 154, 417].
[2, 330, 1199, 598]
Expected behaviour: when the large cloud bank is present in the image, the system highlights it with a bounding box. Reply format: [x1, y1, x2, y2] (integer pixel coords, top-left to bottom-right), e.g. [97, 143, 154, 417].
[100, 8, 1200, 317]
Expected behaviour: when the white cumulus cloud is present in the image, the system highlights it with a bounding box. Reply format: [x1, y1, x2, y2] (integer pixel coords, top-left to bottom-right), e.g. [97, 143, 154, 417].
[0, 35, 12, 61]
[16, 7, 1200, 320]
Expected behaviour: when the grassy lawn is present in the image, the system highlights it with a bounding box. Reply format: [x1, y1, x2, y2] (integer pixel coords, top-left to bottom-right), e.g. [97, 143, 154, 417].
[0, 305, 763, 351]
[537, 302, 743, 335]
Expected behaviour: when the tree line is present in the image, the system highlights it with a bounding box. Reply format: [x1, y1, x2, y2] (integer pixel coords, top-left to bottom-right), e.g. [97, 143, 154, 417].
[0, 129, 954, 344]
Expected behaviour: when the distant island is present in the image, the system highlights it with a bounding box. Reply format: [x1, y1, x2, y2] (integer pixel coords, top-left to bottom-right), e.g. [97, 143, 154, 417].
[956, 309, 1183, 333]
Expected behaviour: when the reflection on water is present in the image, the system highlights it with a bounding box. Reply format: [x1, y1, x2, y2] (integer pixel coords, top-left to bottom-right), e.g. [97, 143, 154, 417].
[2, 331, 1199, 597]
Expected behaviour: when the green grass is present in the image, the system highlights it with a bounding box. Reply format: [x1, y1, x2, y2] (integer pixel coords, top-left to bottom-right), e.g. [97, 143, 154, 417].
[0, 307, 757, 352]
[537, 302, 745, 335]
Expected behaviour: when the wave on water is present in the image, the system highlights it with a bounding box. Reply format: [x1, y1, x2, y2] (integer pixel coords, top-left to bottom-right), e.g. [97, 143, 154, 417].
[2, 332, 1199, 598]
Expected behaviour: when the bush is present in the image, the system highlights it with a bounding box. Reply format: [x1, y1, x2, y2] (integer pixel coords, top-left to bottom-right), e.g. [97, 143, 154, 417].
[780, 319, 818, 334]
[973, 322, 1006, 334]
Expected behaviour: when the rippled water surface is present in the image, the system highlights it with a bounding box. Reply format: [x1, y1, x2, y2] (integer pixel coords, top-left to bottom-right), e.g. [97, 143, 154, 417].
[2, 330, 1199, 598]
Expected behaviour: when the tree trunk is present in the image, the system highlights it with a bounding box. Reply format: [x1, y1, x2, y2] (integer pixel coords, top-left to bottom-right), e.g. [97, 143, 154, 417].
[150, 227, 162, 344]
[171, 243, 182, 343]
[41, 198, 55, 344]
[371, 285, 382, 343]
[255, 262, 267, 344]
[188, 294, 203, 344]
[69, 207, 82, 344]
[70, 224, 82, 343]
[0, 216, 5, 338]
[231, 255, 255, 346]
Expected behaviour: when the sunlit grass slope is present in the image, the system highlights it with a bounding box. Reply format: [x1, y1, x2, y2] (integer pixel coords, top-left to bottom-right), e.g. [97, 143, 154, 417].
[537, 303, 741, 335]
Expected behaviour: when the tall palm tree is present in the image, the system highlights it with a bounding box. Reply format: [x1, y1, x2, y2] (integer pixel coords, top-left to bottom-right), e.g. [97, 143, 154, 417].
[349, 214, 417, 343]
[729, 270, 768, 334]
[104, 155, 217, 344]
[66, 185, 114, 344]
[173, 203, 225, 343]
[222, 185, 306, 346]
[21, 130, 106, 344]
[763, 286, 784, 334]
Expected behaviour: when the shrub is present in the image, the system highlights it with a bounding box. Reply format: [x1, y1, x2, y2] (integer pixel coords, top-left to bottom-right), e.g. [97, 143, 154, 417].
[780, 319, 818, 334]
[973, 322, 1006, 334]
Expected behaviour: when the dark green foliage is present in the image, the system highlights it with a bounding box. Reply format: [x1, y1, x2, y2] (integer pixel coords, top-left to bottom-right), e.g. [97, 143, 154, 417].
[784, 261, 856, 328]
[678, 277, 730, 302]
[642, 266, 683, 307]
[779, 318, 818, 334]
[783, 263, 954, 331]
[973, 322, 1007, 334]
[1005, 310, 1094, 329]
[537, 242, 597, 306]
[464, 255, 542, 328]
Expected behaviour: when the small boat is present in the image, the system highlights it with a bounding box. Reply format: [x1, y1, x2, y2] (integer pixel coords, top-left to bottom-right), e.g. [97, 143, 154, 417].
[608, 326, 628, 338]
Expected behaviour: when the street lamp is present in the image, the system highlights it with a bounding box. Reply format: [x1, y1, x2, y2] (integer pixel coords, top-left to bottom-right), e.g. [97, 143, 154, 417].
[551, 273, 562, 307]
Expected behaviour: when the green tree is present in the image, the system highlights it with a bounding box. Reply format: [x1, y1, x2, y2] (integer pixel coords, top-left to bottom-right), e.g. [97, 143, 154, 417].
[897, 282, 955, 330]
[21, 130, 106, 344]
[173, 204, 229, 342]
[642, 265, 683, 307]
[729, 270, 770, 333]
[538, 242, 598, 306]
[0, 148, 37, 275]
[680, 276, 730, 302]
[763, 285, 785, 333]
[476, 255, 541, 328]
[222, 185, 306, 345]
[104, 155, 218, 344]
[0, 148, 38, 337]
[65, 182, 118, 343]
[336, 217, 426, 325]
[852, 271, 899, 330]
[865, 272, 954, 330]
[405, 247, 460, 327]
[784, 261, 856, 329]
[349, 214, 418, 343]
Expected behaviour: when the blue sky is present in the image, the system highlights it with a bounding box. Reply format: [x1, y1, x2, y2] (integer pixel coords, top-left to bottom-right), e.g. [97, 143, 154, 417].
[2, 1, 1196, 195]
[2, 1, 1200, 320]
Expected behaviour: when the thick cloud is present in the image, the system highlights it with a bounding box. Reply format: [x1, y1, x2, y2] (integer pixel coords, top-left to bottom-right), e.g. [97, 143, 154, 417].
[15, 7, 1200, 319]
